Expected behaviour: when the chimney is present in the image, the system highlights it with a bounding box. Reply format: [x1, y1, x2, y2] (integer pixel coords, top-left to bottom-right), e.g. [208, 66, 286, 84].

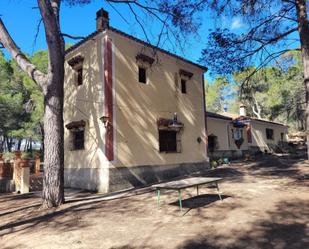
[223, 103, 228, 112]
[96, 8, 109, 31]
[239, 104, 246, 117]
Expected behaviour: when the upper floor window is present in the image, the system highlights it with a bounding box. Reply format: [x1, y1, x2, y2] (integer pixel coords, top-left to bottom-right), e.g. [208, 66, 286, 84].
[77, 67, 83, 86]
[179, 69, 193, 94]
[67, 55, 84, 87]
[181, 79, 187, 94]
[266, 128, 274, 140]
[138, 67, 146, 84]
[136, 53, 154, 85]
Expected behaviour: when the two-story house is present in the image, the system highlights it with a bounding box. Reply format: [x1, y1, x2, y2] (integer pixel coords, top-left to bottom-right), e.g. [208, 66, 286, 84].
[64, 9, 208, 192]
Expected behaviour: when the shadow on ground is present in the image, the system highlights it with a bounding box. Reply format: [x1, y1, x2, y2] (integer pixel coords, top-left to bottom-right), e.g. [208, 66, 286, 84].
[169, 194, 230, 209]
[0, 155, 308, 249]
[178, 199, 309, 249]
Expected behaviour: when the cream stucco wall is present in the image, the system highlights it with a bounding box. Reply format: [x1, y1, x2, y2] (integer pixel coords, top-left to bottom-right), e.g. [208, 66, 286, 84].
[250, 120, 288, 150]
[207, 117, 249, 152]
[109, 30, 207, 167]
[206, 118, 230, 151]
[64, 32, 109, 183]
[63, 29, 207, 191]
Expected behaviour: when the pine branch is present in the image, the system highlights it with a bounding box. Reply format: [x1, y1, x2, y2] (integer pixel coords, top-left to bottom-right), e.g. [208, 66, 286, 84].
[32, 18, 43, 52]
[0, 18, 47, 88]
[61, 33, 85, 40]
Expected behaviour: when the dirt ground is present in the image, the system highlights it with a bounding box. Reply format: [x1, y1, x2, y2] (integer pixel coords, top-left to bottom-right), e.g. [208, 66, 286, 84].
[0, 155, 308, 249]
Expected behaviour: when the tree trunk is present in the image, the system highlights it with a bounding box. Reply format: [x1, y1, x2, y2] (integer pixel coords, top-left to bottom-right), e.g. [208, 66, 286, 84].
[39, 122, 45, 154]
[29, 137, 32, 152]
[0, 136, 4, 152]
[6, 137, 13, 152]
[24, 139, 28, 151]
[296, 0, 309, 159]
[42, 70, 65, 207]
[0, 0, 65, 207]
[39, 0, 65, 207]
[17, 139, 22, 151]
[253, 95, 262, 119]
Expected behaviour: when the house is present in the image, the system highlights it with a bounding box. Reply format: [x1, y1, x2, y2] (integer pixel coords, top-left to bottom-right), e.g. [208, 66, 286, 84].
[206, 111, 248, 159]
[206, 105, 288, 159]
[63, 9, 208, 192]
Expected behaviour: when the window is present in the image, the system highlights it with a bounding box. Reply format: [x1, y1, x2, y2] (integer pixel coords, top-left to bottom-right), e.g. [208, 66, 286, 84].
[138, 67, 146, 83]
[208, 134, 218, 152]
[266, 128, 274, 140]
[181, 79, 187, 93]
[71, 130, 85, 150]
[77, 67, 83, 86]
[159, 130, 177, 152]
[281, 132, 284, 141]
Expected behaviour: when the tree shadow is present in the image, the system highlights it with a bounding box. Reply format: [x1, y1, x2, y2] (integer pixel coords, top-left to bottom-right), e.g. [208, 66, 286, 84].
[0, 203, 41, 217]
[0, 187, 157, 237]
[178, 199, 309, 249]
[0, 193, 36, 203]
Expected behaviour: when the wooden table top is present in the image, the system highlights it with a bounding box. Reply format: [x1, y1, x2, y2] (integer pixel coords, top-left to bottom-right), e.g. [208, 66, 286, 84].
[152, 177, 223, 190]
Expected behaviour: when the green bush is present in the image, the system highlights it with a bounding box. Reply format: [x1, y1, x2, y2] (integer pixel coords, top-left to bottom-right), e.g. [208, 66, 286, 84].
[3, 152, 15, 162]
[211, 160, 218, 169]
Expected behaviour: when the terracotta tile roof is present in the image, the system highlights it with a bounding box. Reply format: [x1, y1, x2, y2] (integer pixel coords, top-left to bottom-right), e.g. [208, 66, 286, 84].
[249, 117, 288, 127]
[65, 27, 208, 71]
[217, 112, 239, 119]
[216, 112, 287, 127]
[206, 112, 233, 121]
[65, 30, 100, 55]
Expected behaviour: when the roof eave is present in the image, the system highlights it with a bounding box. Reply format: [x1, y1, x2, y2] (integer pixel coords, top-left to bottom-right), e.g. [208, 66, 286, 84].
[64, 27, 208, 71]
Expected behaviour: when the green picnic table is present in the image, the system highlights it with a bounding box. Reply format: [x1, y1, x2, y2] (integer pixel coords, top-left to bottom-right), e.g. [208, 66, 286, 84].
[153, 177, 223, 211]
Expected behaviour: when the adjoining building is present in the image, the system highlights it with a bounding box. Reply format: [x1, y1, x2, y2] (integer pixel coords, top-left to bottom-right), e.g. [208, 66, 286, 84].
[206, 105, 288, 159]
[63, 9, 208, 193]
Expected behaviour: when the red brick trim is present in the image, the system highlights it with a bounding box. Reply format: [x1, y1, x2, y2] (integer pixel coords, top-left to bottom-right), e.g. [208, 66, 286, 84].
[104, 37, 114, 161]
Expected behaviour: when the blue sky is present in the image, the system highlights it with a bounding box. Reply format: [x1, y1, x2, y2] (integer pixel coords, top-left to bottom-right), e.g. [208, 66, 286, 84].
[0, 0, 230, 81]
[0, 1, 211, 56]
[0, 0, 300, 83]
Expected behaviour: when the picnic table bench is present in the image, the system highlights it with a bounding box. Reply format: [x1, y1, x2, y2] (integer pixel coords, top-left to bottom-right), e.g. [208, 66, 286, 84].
[153, 177, 223, 211]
